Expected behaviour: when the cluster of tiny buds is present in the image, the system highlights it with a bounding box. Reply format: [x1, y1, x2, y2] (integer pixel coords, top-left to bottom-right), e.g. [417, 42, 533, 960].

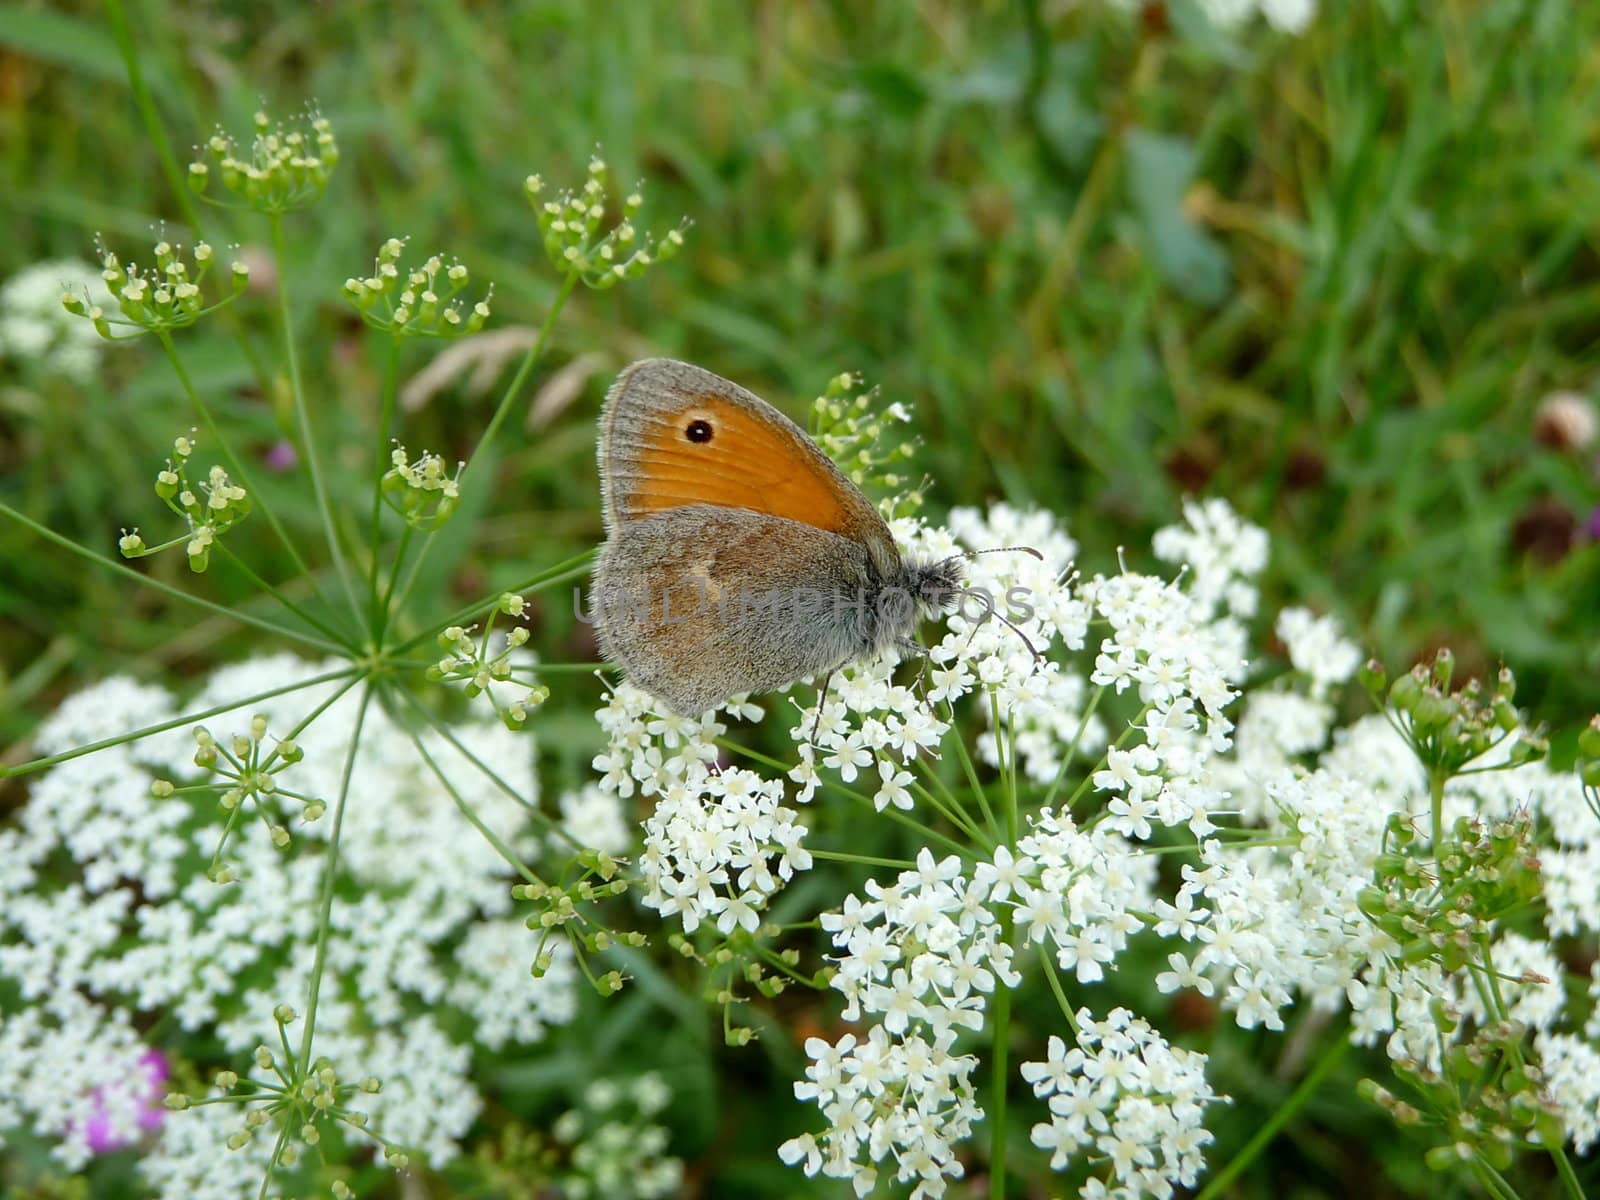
[526, 153, 687, 290]
[189, 107, 339, 213]
[166, 1004, 404, 1178]
[62, 238, 247, 338]
[426, 593, 550, 729]
[1366, 1019, 1566, 1172]
[382, 442, 461, 531]
[809, 369, 922, 515]
[118, 432, 251, 573]
[663, 924, 818, 1046]
[1361, 653, 1547, 778]
[1361, 811, 1541, 973]
[342, 237, 492, 338]
[512, 851, 639, 993]
[167, 713, 315, 881]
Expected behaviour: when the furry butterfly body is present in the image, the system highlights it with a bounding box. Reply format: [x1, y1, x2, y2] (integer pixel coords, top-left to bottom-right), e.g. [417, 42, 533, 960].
[593, 359, 960, 716]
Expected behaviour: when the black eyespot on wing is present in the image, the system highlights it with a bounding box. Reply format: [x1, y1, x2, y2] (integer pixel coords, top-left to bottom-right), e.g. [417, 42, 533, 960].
[685, 419, 713, 444]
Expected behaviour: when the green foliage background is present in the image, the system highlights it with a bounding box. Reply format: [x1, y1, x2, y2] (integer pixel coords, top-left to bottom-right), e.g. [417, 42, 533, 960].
[1, 0, 1598, 1196]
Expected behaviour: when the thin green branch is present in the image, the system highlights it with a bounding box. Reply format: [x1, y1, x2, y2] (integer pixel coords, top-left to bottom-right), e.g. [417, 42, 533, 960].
[366, 335, 401, 638]
[1194, 1034, 1350, 1200]
[381, 274, 580, 634]
[1, 666, 355, 780]
[296, 685, 374, 1069]
[216, 544, 355, 650]
[398, 704, 543, 885]
[0, 499, 348, 656]
[269, 212, 365, 631]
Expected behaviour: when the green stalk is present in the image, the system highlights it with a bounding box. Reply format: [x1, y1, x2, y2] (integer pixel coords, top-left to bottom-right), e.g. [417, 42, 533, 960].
[387, 548, 596, 656]
[366, 336, 401, 638]
[395, 688, 581, 852]
[295, 685, 374, 1070]
[104, 0, 202, 232]
[0, 499, 347, 656]
[1429, 766, 1447, 851]
[1042, 684, 1105, 809]
[1, 666, 354, 780]
[988, 693, 1020, 1198]
[1194, 1034, 1350, 1200]
[466, 271, 580, 483]
[990, 902, 1014, 1198]
[215, 545, 354, 649]
[941, 700, 999, 837]
[808, 848, 918, 870]
[400, 706, 543, 885]
[380, 273, 580, 635]
[269, 212, 365, 630]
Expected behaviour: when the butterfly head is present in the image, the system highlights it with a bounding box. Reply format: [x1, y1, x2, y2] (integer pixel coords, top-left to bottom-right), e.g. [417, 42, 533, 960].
[902, 554, 965, 614]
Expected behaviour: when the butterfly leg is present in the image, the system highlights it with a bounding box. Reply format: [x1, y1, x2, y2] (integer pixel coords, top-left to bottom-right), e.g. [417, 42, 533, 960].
[808, 671, 835, 748]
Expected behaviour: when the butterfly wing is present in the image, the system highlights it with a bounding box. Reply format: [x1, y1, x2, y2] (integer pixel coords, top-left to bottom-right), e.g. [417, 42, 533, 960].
[592, 505, 878, 715]
[598, 358, 899, 575]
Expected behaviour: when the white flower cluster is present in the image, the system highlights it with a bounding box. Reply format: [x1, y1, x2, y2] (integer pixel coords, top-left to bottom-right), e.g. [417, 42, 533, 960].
[781, 847, 1016, 1198]
[0, 654, 583, 1192]
[593, 682, 812, 933]
[0, 258, 115, 383]
[1024, 1008, 1221, 1194]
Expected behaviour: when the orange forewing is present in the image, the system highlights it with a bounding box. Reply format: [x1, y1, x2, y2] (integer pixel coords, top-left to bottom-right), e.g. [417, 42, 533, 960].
[611, 394, 852, 533]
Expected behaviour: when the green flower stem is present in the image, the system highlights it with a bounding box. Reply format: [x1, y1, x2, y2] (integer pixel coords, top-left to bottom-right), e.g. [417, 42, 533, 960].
[377, 524, 414, 642]
[155, 332, 329, 607]
[0, 499, 348, 657]
[215, 544, 355, 650]
[366, 335, 402, 638]
[388, 548, 597, 657]
[1036, 945, 1082, 1035]
[259, 673, 366, 772]
[909, 774, 990, 846]
[719, 740, 981, 861]
[380, 273, 581, 636]
[0, 666, 355, 780]
[988, 693, 1020, 1199]
[1429, 766, 1447, 851]
[941, 701, 999, 837]
[268, 212, 365, 630]
[401, 715, 543, 886]
[256, 1123, 294, 1200]
[1194, 1033, 1351, 1200]
[1042, 684, 1105, 809]
[1067, 703, 1153, 813]
[1474, 939, 1585, 1199]
[467, 271, 580, 484]
[808, 847, 917, 870]
[990, 903, 1014, 1199]
[394, 686, 581, 853]
[911, 748, 990, 842]
[1470, 1159, 1520, 1200]
[295, 684, 374, 1072]
[104, 0, 199, 230]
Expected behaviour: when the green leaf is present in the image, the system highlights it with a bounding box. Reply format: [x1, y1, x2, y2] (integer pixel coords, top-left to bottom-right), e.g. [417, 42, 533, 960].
[0, 4, 122, 84]
[1124, 128, 1231, 306]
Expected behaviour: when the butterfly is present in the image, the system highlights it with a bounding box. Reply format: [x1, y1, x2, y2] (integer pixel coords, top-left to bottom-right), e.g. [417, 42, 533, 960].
[591, 358, 984, 717]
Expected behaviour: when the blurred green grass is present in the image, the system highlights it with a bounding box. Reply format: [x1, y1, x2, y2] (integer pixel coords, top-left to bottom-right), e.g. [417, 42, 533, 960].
[2, 1, 1600, 1195]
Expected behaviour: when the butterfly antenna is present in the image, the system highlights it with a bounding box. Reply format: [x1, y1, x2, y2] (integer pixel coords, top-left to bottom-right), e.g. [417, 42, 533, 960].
[956, 586, 1045, 664]
[941, 545, 1044, 566]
